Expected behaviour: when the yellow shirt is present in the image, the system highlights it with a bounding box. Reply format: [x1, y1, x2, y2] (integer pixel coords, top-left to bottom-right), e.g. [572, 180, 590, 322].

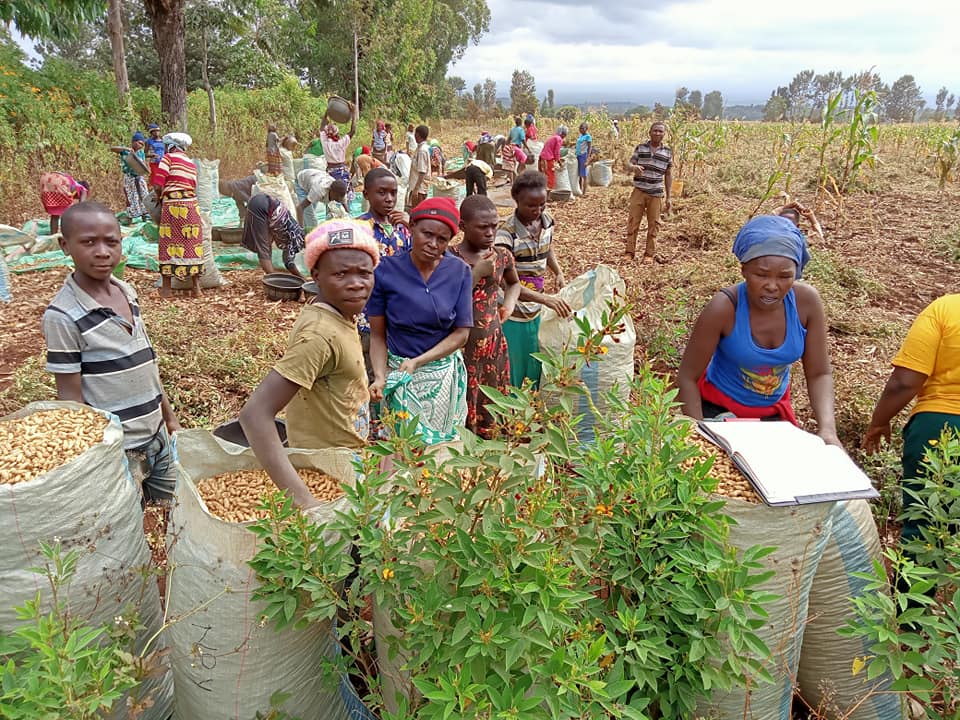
[893, 293, 960, 417]
[274, 304, 369, 449]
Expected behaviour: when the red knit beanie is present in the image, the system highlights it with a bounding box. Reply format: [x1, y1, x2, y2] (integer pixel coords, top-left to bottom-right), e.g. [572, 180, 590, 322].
[409, 197, 460, 237]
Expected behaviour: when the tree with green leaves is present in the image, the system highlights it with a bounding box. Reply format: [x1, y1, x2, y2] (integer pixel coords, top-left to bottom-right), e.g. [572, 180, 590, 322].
[702, 90, 722, 120]
[509, 68, 536, 116]
[688, 89, 702, 115]
[934, 86, 949, 122]
[0, 0, 105, 40]
[883, 74, 924, 122]
[481, 77, 496, 113]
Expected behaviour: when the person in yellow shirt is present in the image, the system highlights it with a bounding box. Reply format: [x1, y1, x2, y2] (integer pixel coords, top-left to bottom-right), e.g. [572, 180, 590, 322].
[862, 293, 960, 544]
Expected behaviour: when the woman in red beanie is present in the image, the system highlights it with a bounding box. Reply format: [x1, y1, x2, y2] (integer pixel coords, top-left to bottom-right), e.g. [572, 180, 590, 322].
[367, 196, 474, 443]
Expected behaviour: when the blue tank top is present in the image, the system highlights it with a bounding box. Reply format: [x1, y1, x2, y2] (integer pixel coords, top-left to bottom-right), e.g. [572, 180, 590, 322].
[705, 283, 807, 407]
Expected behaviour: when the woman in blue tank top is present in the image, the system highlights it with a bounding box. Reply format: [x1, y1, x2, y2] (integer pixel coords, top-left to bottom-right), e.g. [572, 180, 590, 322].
[677, 215, 841, 447]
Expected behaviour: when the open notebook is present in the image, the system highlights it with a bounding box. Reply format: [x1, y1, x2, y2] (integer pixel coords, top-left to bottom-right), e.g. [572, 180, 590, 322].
[697, 421, 880, 506]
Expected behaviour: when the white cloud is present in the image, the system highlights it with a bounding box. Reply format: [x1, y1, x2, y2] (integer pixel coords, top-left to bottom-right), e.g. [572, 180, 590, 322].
[452, 0, 960, 103]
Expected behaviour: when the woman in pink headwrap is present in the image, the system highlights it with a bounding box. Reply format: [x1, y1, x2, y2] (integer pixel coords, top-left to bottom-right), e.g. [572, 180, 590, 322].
[321, 103, 357, 202]
[371, 120, 388, 164]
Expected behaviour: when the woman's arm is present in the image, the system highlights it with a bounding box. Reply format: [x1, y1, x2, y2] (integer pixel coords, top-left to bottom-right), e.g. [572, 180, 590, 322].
[862, 366, 927, 452]
[240, 371, 319, 509]
[398, 327, 470, 376]
[677, 293, 732, 420]
[546, 247, 566, 287]
[500, 261, 521, 320]
[798, 285, 840, 446]
[368, 316, 388, 401]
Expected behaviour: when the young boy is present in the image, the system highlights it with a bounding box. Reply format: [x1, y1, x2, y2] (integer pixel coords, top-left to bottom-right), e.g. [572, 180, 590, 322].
[358, 167, 411, 256]
[42, 202, 181, 503]
[576, 123, 592, 196]
[495, 170, 572, 388]
[239, 220, 380, 509]
[326, 180, 349, 219]
[407, 125, 432, 210]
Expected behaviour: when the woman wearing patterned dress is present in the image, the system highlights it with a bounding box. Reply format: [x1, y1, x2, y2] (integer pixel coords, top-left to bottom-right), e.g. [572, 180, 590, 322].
[451, 195, 521, 437]
[153, 133, 203, 298]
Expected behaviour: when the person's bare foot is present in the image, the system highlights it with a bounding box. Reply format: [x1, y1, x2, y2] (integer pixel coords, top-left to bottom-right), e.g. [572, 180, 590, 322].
[190, 286, 202, 298]
[642, 255, 655, 265]
[158, 287, 174, 299]
[623, 251, 635, 261]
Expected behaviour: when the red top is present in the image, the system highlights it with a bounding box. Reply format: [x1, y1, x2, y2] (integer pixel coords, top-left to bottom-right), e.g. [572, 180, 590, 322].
[525, 125, 538, 140]
[540, 134, 563, 162]
[153, 150, 197, 196]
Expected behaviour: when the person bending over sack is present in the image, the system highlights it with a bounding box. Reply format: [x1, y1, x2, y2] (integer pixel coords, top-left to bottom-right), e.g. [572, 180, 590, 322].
[677, 214, 840, 446]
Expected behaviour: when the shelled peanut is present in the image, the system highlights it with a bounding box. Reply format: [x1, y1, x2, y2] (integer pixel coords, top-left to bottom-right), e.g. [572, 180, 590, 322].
[684, 433, 762, 505]
[198, 468, 344, 523]
[0, 408, 109, 485]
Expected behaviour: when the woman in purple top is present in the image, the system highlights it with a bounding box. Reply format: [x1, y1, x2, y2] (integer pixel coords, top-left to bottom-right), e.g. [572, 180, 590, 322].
[367, 197, 473, 443]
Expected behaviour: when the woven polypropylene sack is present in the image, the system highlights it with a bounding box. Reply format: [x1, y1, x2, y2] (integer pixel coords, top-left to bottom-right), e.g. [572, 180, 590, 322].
[167, 429, 358, 720]
[696, 500, 834, 720]
[567, 153, 583, 197]
[197, 158, 221, 214]
[796, 500, 904, 720]
[253, 171, 298, 216]
[538, 265, 636, 442]
[588, 160, 613, 187]
[0, 401, 173, 720]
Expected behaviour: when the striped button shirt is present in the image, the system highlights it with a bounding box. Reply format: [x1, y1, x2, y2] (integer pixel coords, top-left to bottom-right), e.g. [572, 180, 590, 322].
[630, 142, 673, 197]
[495, 211, 556, 321]
[43, 275, 165, 449]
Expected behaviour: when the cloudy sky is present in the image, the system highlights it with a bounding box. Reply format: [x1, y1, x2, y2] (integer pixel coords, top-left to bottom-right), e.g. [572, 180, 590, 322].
[451, 0, 960, 106]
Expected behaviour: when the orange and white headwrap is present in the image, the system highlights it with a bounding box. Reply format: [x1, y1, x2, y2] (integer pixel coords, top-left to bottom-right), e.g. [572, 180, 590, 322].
[304, 219, 380, 272]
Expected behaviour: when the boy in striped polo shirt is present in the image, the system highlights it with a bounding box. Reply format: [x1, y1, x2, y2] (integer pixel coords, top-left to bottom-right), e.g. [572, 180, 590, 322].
[43, 202, 181, 504]
[625, 121, 673, 264]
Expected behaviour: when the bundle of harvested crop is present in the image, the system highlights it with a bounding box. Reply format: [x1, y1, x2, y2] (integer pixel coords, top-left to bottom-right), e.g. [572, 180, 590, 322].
[198, 468, 344, 523]
[683, 430, 762, 504]
[0, 407, 109, 485]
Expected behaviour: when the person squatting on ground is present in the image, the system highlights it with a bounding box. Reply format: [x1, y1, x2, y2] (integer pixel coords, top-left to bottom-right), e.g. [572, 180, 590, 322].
[451, 195, 521, 436]
[43, 202, 181, 505]
[240, 192, 306, 279]
[676, 215, 840, 446]
[153, 132, 203, 298]
[496, 170, 572, 388]
[863, 293, 960, 550]
[367, 197, 474, 445]
[240, 220, 381, 508]
[625, 121, 673, 264]
[39, 172, 89, 235]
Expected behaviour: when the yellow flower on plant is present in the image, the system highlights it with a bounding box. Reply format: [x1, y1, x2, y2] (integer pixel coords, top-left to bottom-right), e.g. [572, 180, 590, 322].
[928, 439, 938, 446]
[396, 410, 410, 420]
[598, 346, 609, 355]
[421, 468, 431, 479]
[382, 567, 395, 581]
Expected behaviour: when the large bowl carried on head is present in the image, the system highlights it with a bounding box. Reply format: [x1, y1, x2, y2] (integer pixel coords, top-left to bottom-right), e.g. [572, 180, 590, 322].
[326, 96, 352, 124]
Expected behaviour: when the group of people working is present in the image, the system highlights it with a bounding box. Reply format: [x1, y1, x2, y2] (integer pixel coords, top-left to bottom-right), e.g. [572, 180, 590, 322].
[38, 115, 957, 553]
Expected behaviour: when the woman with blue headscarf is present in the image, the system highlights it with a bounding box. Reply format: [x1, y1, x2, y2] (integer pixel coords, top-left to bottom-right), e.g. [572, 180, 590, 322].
[677, 215, 841, 446]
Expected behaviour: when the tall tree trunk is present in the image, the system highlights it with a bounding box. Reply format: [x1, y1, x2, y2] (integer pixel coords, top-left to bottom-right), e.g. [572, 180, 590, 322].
[200, 26, 216, 131]
[106, 0, 130, 112]
[143, 0, 187, 131]
[353, 26, 360, 112]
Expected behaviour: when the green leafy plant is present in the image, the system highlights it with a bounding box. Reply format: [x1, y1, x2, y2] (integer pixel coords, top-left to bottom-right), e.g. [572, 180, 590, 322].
[841, 428, 960, 719]
[249, 299, 776, 719]
[0, 541, 140, 719]
[932, 125, 960, 190]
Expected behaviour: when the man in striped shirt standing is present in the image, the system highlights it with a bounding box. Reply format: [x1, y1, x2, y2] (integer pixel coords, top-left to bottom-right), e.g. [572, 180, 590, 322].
[43, 202, 181, 505]
[625, 121, 673, 264]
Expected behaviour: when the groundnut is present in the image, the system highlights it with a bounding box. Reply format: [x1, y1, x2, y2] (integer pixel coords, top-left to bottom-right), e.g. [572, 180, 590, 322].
[0, 408, 109, 485]
[197, 468, 344, 523]
[682, 432, 762, 505]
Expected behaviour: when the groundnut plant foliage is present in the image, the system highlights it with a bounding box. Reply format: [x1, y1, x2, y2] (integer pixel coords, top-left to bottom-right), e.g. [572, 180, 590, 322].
[249, 301, 775, 719]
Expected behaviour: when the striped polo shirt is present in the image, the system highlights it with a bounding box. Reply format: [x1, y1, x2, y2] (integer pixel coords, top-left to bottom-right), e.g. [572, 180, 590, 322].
[630, 142, 673, 197]
[496, 211, 556, 322]
[43, 275, 165, 449]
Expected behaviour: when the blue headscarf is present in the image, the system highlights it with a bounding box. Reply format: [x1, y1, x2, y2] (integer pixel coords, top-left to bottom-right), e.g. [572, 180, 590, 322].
[732, 215, 811, 278]
[132, 131, 146, 143]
